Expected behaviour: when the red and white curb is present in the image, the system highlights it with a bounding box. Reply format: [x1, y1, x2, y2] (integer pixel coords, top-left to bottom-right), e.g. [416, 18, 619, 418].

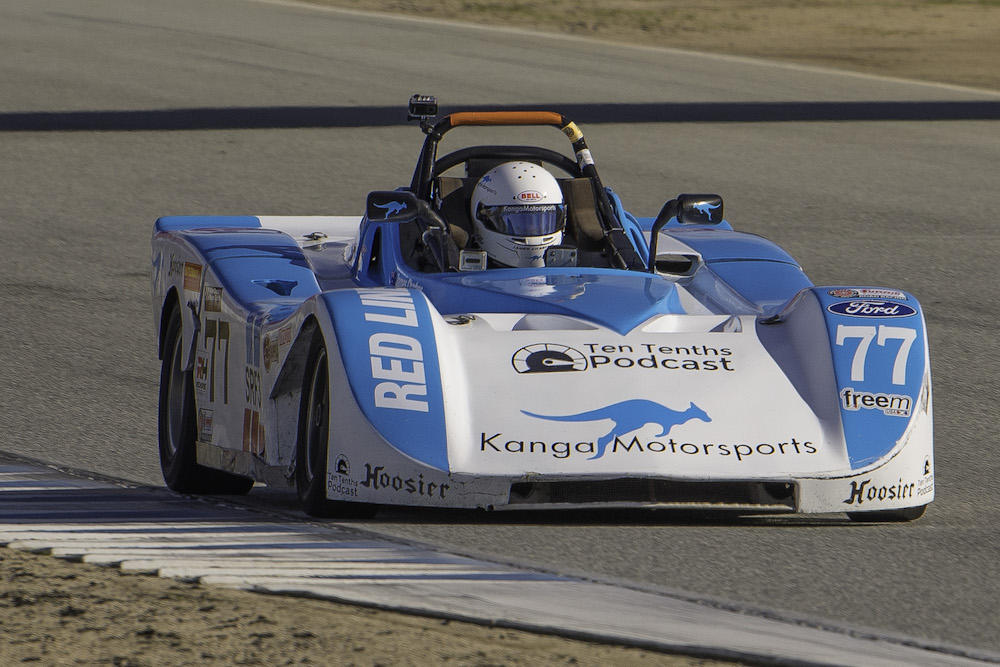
[1, 458, 996, 667]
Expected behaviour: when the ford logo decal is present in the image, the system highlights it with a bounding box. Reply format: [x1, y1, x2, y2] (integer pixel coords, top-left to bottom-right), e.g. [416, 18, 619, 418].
[827, 300, 917, 318]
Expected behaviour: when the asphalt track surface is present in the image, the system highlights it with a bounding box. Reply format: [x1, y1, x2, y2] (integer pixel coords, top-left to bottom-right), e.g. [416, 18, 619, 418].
[2, 0, 999, 655]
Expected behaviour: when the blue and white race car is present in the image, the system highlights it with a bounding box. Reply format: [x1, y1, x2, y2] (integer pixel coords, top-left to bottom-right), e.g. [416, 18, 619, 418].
[151, 96, 933, 520]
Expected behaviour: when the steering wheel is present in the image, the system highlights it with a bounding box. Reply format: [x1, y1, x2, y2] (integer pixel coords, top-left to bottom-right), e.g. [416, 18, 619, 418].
[432, 145, 583, 179]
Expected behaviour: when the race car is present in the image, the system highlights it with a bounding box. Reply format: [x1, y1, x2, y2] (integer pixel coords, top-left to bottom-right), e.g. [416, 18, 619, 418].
[151, 95, 933, 521]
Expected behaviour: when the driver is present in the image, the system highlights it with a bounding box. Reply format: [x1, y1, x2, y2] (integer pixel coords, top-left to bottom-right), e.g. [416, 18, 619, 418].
[469, 161, 566, 268]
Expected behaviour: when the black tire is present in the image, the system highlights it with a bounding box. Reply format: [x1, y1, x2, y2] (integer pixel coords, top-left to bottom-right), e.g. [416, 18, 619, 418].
[296, 338, 376, 518]
[847, 505, 927, 523]
[158, 307, 254, 495]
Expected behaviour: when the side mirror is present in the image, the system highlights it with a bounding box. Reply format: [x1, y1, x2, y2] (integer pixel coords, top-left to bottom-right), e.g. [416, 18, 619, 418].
[365, 191, 421, 223]
[647, 194, 723, 272]
[677, 194, 723, 225]
[365, 190, 448, 231]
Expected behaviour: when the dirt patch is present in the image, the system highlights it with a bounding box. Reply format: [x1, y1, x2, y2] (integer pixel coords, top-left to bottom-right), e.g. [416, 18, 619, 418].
[0, 547, 736, 666]
[303, 0, 1000, 91]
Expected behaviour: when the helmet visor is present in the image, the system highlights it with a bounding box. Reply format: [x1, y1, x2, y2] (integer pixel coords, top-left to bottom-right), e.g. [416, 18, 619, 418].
[478, 204, 566, 237]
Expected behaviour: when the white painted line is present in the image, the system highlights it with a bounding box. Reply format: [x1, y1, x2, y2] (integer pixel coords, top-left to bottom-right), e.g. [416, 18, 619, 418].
[43, 547, 446, 560]
[121, 558, 483, 577]
[160, 565, 513, 579]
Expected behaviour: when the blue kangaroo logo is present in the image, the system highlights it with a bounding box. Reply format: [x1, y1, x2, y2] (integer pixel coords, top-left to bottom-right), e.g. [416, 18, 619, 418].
[372, 200, 407, 219]
[522, 399, 711, 460]
[692, 202, 720, 219]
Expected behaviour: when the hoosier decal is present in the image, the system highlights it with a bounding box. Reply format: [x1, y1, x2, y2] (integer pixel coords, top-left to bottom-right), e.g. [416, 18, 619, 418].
[843, 478, 919, 506]
[359, 463, 449, 499]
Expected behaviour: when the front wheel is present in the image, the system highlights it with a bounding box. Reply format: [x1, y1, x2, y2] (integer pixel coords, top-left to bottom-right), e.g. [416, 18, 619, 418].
[158, 307, 253, 495]
[296, 338, 376, 518]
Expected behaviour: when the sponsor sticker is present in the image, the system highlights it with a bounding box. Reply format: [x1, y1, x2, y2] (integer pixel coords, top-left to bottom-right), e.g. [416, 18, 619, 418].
[327, 455, 359, 498]
[168, 254, 184, 278]
[512, 344, 587, 373]
[497, 399, 820, 463]
[263, 334, 279, 372]
[843, 477, 921, 506]
[842, 452, 933, 507]
[359, 462, 450, 499]
[585, 342, 735, 372]
[561, 122, 584, 143]
[278, 324, 292, 347]
[203, 286, 223, 312]
[481, 432, 818, 462]
[197, 408, 214, 443]
[828, 288, 907, 301]
[334, 454, 350, 476]
[841, 388, 911, 417]
[828, 300, 917, 318]
[183, 262, 202, 292]
[242, 408, 264, 455]
[513, 342, 736, 374]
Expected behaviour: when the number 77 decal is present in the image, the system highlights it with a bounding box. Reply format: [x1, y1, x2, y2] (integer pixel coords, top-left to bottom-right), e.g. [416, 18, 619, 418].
[836, 325, 916, 385]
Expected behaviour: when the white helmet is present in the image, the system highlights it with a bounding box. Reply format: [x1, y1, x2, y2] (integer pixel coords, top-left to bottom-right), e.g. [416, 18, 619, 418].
[470, 161, 566, 268]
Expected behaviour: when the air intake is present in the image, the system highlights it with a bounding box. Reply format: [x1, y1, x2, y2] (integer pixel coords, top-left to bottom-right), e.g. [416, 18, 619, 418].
[508, 479, 795, 509]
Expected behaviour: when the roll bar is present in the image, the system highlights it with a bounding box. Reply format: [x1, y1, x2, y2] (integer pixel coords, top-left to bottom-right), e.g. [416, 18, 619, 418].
[407, 97, 645, 270]
[449, 111, 565, 127]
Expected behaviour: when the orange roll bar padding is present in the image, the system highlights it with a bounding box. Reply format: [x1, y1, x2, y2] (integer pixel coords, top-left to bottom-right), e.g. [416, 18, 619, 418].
[448, 111, 565, 127]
